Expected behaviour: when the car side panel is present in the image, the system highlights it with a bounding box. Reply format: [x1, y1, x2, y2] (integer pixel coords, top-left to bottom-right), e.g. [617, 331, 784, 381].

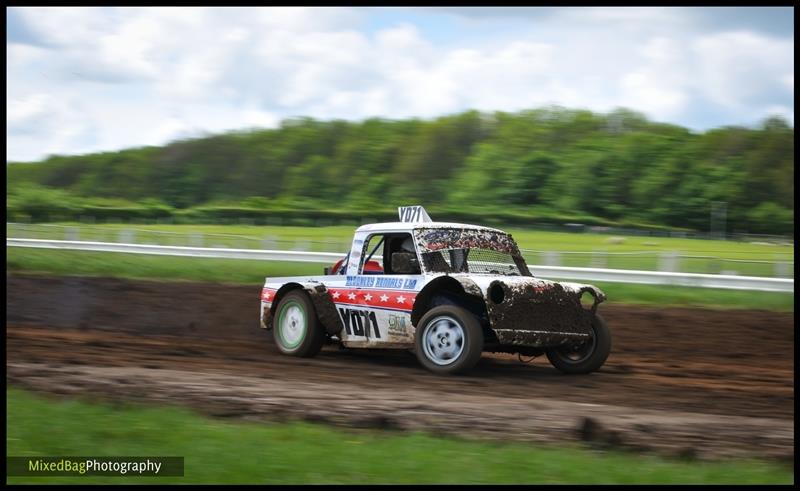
[261, 274, 428, 348]
[330, 287, 416, 346]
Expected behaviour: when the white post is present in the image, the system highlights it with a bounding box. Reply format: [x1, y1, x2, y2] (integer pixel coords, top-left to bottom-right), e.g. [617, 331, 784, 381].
[775, 256, 790, 278]
[543, 251, 561, 267]
[118, 230, 134, 244]
[659, 251, 678, 272]
[591, 251, 607, 269]
[293, 239, 311, 252]
[262, 235, 277, 250]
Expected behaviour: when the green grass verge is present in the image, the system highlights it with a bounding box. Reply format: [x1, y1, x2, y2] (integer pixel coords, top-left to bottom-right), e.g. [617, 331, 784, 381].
[587, 281, 794, 312]
[8, 222, 794, 276]
[7, 248, 321, 284]
[6, 249, 794, 311]
[6, 388, 792, 484]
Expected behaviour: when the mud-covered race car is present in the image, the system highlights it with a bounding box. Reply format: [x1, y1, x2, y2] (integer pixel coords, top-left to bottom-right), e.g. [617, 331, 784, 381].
[260, 206, 611, 375]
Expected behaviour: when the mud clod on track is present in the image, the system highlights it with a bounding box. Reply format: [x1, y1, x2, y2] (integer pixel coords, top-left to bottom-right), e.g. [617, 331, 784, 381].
[6, 274, 794, 461]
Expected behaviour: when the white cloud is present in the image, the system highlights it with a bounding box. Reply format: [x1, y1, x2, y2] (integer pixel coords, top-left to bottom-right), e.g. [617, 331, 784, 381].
[6, 92, 92, 161]
[562, 6, 682, 24]
[692, 30, 794, 109]
[255, 6, 363, 32]
[241, 109, 280, 128]
[618, 37, 690, 120]
[6, 42, 47, 66]
[5, 7, 794, 161]
[15, 7, 112, 47]
[7, 94, 51, 133]
[761, 105, 794, 125]
[621, 73, 688, 119]
[781, 74, 793, 93]
[432, 41, 556, 113]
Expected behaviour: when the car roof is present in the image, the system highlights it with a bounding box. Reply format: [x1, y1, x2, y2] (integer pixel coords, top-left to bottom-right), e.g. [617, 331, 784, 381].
[356, 221, 507, 234]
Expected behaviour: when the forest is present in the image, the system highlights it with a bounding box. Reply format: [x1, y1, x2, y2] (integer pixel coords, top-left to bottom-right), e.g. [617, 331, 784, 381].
[7, 107, 794, 235]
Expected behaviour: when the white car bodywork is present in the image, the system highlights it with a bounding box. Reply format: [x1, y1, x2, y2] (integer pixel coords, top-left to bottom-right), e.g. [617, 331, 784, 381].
[260, 207, 606, 351]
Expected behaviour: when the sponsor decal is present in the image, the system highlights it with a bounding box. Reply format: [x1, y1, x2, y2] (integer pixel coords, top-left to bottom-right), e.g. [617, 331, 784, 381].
[387, 315, 408, 337]
[346, 276, 376, 287]
[398, 205, 432, 223]
[345, 276, 418, 290]
[338, 307, 380, 338]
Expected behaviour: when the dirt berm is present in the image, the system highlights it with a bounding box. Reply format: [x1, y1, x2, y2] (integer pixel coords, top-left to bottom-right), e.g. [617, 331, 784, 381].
[6, 273, 794, 461]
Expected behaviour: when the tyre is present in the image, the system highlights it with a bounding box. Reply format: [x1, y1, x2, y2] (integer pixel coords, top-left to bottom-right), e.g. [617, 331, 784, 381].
[414, 305, 484, 375]
[273, 290, 325, 358]
[546, 314, 611, 374]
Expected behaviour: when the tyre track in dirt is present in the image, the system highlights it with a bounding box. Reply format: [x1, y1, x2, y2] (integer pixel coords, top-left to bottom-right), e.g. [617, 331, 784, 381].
[6, 274, 794, 460]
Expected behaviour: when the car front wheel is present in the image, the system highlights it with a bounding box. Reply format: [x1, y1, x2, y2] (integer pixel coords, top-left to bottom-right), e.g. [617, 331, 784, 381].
[546, 314, 611, 374]
[414, 305, 484, 375]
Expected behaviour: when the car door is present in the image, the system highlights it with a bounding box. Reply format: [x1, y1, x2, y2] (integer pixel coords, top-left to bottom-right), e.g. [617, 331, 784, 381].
[338, 232, 421, 348]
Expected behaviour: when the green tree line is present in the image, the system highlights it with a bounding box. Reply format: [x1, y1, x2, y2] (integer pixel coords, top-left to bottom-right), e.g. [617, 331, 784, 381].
[7, 107, 794, 234]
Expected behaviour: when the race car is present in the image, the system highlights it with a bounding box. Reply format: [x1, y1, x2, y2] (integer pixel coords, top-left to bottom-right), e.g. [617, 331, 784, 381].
[260, 206, 611, 375]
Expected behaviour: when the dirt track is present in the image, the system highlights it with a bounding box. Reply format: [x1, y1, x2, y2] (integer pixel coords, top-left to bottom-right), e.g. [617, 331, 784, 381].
[6, 273, 795, 460]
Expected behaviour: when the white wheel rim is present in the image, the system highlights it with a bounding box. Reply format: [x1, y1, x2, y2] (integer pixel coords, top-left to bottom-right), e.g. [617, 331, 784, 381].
[279, 303, 306, 348]
[422, 315, 465, 366]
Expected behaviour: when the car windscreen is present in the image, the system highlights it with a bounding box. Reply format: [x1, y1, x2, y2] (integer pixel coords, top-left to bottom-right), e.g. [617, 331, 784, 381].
[413, 228, 531, 276]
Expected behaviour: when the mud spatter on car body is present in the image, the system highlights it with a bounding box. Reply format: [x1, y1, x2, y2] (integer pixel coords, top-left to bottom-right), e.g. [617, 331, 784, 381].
[414, 227, 522, 255]
[486, 279, 597, 347]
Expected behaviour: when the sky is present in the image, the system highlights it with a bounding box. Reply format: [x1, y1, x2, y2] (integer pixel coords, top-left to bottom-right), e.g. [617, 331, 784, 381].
[6, 6, 795, 162]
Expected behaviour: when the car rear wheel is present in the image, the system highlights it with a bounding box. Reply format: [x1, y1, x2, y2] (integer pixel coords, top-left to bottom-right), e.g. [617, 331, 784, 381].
[546, 314, 611, 374]
[273, 290, 325, 358]
[414, 305, 483, 375]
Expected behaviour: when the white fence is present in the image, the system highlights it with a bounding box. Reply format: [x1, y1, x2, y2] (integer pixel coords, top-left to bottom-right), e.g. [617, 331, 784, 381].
[7, 222, 793, 278]
[7, 238, 793, 293]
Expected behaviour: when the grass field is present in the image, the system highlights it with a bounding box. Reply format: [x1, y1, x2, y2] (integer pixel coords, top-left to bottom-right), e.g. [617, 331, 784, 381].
[6, 388, 793, 484]
[6, 248, 794, 311]
[8, 222, 794, 277]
